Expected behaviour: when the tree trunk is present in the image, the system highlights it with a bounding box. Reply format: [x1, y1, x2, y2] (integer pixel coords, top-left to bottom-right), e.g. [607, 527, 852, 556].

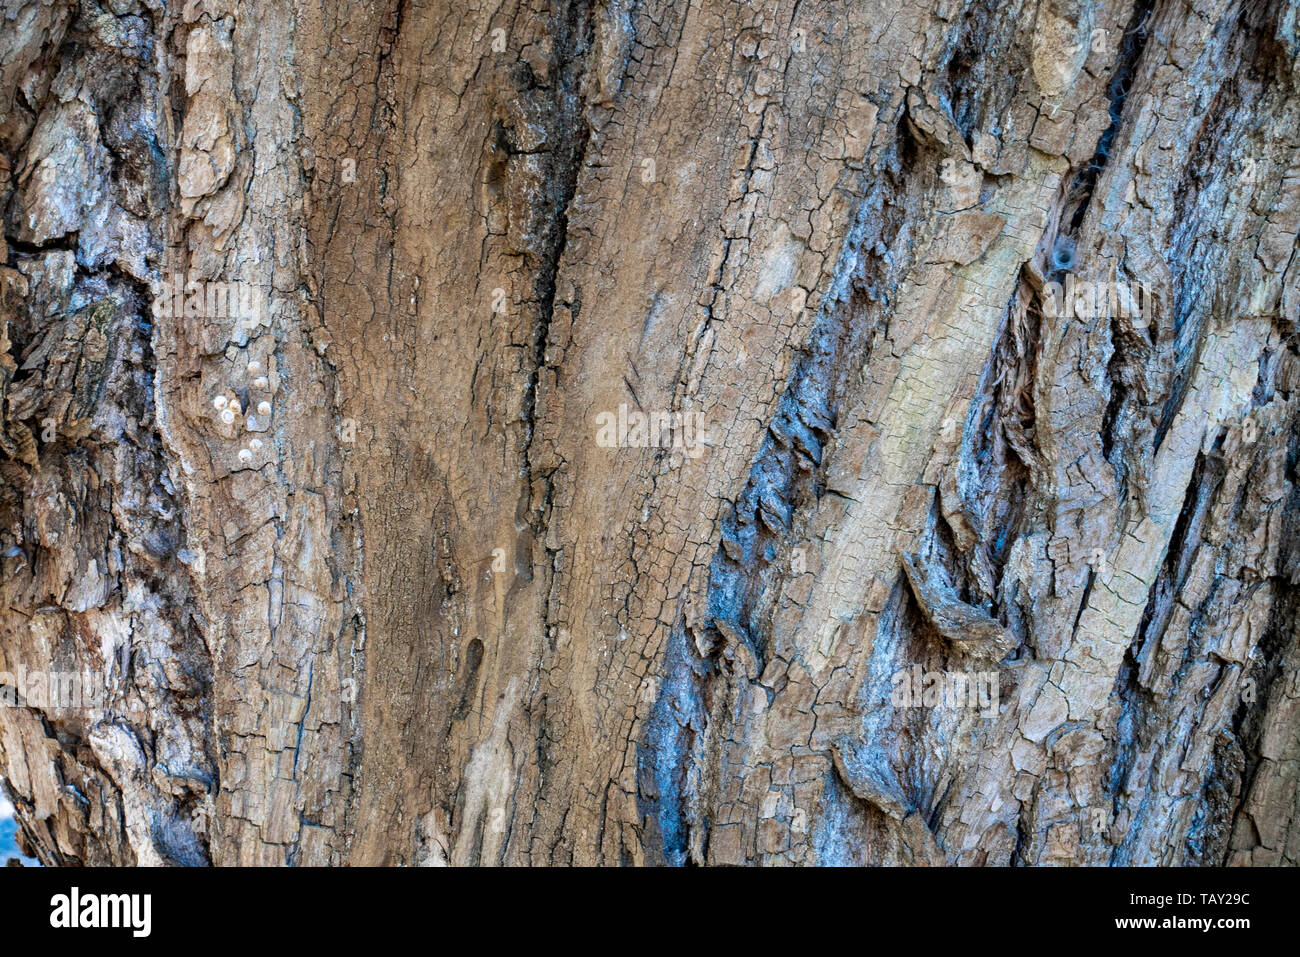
[1, 0, 1298, 867]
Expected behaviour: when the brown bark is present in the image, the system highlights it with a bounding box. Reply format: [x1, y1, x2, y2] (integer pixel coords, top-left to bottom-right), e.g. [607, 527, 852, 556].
[1, 0, 1298, 866]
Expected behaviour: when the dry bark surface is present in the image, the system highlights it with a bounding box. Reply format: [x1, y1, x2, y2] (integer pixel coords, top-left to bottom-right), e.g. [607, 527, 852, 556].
[1, 0, 1299, 866]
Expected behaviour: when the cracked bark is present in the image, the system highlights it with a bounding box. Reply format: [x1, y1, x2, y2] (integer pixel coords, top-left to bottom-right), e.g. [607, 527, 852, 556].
[2, 0, 1299, 866]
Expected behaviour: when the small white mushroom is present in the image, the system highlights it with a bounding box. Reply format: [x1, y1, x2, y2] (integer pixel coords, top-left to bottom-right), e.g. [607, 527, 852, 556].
[247, 360, 262, 375]
[253, 376, 269, 390]
[213, 395, 228, 410]
[257, 401, 272, 416]
[249, 438, 264, 451]
[220, 408, 236, 425]
[238, 448, 253, 464]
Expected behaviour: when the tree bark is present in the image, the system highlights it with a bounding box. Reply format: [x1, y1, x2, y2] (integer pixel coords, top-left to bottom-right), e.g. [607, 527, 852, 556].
[1, 0, 1298, 866]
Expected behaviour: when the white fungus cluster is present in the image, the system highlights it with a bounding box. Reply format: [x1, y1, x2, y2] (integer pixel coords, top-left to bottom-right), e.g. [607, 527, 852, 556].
[211, 358, 275, 467]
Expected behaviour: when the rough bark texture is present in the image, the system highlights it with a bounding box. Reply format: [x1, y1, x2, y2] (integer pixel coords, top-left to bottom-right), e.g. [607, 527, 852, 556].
[1, 0, 1299, 866]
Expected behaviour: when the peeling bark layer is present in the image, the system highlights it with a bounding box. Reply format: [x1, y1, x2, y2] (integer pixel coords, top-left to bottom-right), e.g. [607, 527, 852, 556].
[1, 0, 1299, 866]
